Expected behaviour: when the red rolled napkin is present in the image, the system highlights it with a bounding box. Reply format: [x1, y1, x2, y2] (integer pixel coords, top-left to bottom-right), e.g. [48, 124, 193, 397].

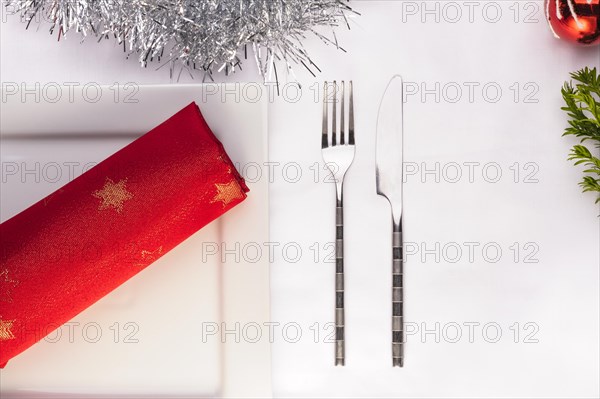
[0, 102, 248, 367]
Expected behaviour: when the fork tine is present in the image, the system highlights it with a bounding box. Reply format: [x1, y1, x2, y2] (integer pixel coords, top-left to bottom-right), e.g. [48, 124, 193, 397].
[332, 80, 337, 146]
[349, 80, 355, 145]
[340, 81, 345, 145]
[322, 81, 328, 148]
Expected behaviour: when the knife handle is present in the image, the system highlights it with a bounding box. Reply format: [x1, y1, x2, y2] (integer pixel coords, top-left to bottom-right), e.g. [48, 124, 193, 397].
[335, 199, 345, 366]
[392, 220, 404, 367]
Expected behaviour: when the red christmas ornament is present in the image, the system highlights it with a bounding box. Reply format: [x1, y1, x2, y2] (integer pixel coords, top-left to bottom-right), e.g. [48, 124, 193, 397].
[545, 0, 600, 46]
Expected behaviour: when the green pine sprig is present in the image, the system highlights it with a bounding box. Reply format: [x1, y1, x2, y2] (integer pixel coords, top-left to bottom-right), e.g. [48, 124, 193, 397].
[561, 67, 600, 204]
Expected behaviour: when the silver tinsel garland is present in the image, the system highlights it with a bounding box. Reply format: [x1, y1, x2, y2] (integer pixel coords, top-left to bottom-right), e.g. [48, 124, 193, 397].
[5, 0, 355, 80]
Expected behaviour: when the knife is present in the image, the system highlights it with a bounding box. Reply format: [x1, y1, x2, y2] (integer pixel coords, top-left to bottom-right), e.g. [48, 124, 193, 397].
[375, 75, 404, 367]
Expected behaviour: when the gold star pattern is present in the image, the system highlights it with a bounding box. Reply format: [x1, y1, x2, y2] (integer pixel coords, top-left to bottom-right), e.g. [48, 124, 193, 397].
[211, 181, 244, 208]
[92, 177, 133, 213]
[0, 269, 19, 303]
[136, 246, 163, 267]
[0, 318, 15, 341]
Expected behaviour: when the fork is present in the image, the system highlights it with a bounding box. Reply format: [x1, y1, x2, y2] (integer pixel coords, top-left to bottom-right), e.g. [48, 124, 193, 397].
[321, 80, 355, 366]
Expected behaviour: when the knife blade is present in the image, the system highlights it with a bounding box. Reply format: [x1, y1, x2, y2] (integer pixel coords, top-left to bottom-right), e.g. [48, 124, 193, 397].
[375, 75, 404, 367]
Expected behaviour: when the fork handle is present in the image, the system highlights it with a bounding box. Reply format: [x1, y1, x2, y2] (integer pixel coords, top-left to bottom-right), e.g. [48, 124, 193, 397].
[335, 198, 345, 366]
[392, 220, 404, 367]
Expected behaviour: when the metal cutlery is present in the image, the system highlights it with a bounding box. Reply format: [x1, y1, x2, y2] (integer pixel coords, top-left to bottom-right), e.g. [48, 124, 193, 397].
[321, 80, 355, 366]
[375, 75, 405, 367]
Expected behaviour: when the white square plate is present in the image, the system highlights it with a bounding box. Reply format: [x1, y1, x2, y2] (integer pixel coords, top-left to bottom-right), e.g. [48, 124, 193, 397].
[0, 84, 271, 397]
